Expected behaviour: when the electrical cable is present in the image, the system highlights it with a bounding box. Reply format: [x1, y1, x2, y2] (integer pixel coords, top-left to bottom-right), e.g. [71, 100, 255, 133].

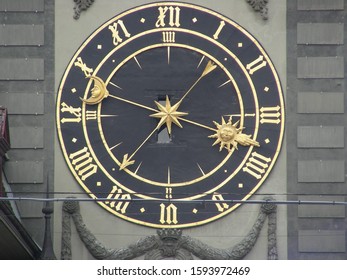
[0, 196, 345, 205]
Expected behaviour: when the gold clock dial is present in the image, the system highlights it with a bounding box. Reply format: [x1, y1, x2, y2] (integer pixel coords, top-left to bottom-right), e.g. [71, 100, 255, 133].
[56, 2, 284, 228]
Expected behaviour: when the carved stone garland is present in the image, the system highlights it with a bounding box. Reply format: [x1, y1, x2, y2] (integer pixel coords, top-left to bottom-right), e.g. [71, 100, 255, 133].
[61, 198, 278, 260]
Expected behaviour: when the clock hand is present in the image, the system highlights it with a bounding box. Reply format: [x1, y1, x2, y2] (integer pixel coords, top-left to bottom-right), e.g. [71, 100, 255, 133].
[109, 60, 216, 134]
[119, 122, 162, 170]
[149, 60, 217, 133]
[109, 94, 159, 113]
[110, 94, 190, 136]
[79, 75, 156, 112]
[177, 115, 259, 150]
[175, 60, 217, 107]
[176, 116, 217, 132]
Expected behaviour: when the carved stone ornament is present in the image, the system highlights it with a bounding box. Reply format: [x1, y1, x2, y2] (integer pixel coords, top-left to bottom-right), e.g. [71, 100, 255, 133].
[61, 197, 278, 260]
[73, 0, 95, 20]
[245, 0, 269, 20]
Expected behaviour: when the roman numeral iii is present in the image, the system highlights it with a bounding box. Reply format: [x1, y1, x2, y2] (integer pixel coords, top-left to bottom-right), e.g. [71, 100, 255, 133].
[260, 106, 281, 124]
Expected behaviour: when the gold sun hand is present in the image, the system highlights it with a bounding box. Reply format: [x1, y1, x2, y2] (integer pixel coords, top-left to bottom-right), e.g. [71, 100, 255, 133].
[177, 117, 217, 132]
[209, 116, 260, 152]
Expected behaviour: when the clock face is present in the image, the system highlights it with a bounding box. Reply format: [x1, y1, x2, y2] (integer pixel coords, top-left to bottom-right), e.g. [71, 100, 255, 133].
[56, 2, 285, 228]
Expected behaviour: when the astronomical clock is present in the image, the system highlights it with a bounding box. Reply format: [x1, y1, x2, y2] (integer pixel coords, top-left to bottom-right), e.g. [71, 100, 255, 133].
[56, 2, 284, 228]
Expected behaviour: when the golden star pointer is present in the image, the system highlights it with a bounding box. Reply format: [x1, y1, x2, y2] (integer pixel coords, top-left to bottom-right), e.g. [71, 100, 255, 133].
[150, 95, 188, 135]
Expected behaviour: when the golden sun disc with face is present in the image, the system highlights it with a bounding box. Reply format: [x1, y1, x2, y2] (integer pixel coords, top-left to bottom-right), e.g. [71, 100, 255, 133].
[209, 117, 241, 151]
[209, 116, 260, 152]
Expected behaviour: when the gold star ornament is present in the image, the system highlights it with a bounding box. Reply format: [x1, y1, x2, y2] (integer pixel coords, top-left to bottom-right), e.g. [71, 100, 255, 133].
[150, 95, 188, 135]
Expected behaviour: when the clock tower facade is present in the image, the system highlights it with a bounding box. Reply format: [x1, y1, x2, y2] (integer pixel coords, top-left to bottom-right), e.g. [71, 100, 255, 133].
[54, 0, 287, 259]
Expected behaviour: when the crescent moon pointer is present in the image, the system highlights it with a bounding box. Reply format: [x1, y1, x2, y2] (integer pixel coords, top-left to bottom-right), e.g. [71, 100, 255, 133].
[81, 76, 109, 105]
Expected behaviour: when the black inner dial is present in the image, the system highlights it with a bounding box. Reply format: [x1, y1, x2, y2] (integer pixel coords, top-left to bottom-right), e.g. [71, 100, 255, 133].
[98, 46, 246, 187]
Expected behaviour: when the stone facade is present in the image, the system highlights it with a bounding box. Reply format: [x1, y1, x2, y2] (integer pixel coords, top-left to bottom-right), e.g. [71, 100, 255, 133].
[1, 0, 346, 260]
